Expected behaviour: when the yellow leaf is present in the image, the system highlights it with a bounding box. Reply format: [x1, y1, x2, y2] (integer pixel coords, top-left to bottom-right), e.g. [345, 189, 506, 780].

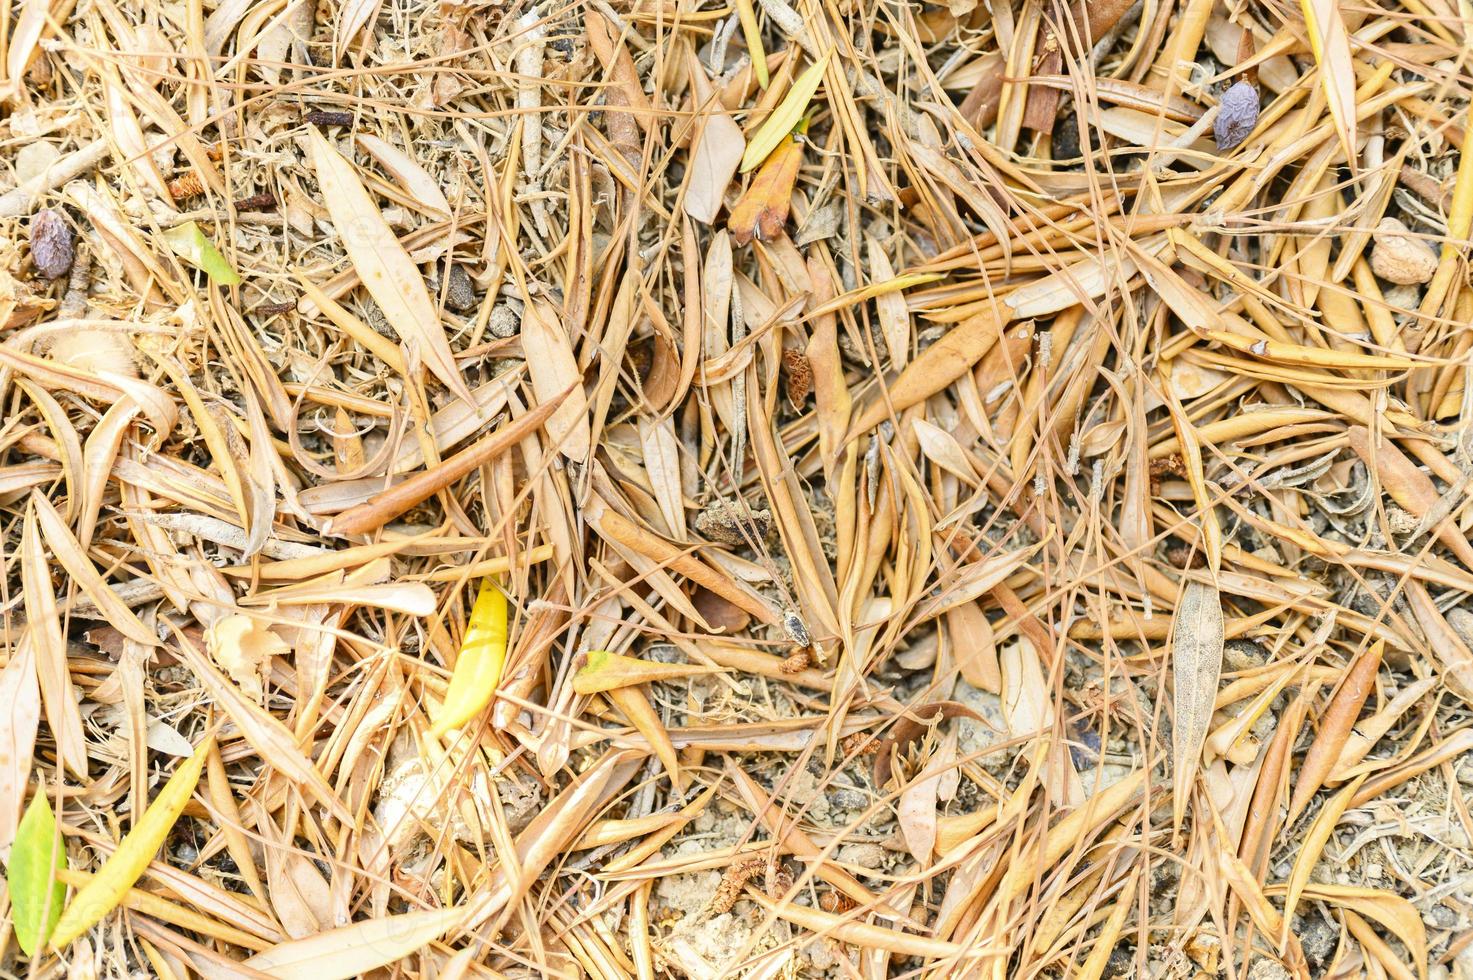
[733, 0, 767, 89]
[803, 272, 945, 320]
[431, 580, 509, 737]
[740, 51, 832, 172]
[51, 738, 213, 948]
[572, 649, 724, 695]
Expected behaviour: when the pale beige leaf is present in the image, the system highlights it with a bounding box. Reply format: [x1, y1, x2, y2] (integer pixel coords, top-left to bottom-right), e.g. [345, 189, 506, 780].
[1171, 579, 1224, 832]
[243, 908, 463, 979]
[306, 129, 470, 400]
[915, 541, 1045, 620]
[356, 134, 452, 216]
[639, 415, 686, 539]
[520, 298, 591, 462]
[333, 0, 383, 62]
[868, 235, 910, 369]
[21, 509, 86, 777]
[206, 615, 289, 704]
[898, 763, 940, 865]
[946, 601, 999, 693]
[32, 492, 157, 646]
[684, 57, 745, 225]
[0, 640, 39, 851]
[1300, 0, 1358, 167]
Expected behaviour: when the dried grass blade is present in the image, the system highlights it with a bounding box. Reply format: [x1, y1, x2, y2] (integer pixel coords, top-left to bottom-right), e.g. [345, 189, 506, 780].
[327, 388, 569, 536]
[21, 509, 86, 776]
[169, 628, 351, 822]
[1299, 0, 1358, 167]
[1281, 774, 1367, 952]
[607, 685, 681, 791]
[746, 890, 964, 960]
[32, 492, 156, 645]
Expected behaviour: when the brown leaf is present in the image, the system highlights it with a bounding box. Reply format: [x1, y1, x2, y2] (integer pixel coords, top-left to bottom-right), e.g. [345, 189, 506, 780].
[726, 133, 803, 246]
[1171, 580, 1224, 833]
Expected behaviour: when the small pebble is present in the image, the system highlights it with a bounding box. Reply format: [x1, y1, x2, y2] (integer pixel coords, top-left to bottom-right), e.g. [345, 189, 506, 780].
[1214, 80, 1260, 151]
[488, 304, 520, 339]
[1370, 217, 1439, 285]
[431, 262, 477, 313]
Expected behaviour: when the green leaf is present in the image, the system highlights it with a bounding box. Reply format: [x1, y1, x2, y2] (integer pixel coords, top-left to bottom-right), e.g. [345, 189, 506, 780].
[7, 791, 67, 955]
[161, 221, 242, 285]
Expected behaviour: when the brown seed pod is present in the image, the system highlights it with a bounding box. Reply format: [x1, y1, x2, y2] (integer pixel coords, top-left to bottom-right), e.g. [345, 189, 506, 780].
[782, 347, 813, 406]
[779, 647, 813, 673]
[710, 857, 765, 915]
[167, 171, 207, 201]
[234, 192, 278, 213]
[29, 208, 74, 280]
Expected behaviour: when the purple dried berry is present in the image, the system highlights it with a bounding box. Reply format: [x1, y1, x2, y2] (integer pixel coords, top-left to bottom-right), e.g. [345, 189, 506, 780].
[29, 208, 74, 280]
[1214, 80, 1260, 152]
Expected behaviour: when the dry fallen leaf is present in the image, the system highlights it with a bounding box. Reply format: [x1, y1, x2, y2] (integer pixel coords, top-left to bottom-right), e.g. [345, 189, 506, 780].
[306, 128, 470, 401]
[1171, 580, 1224, 833]
[205, 614, 289, 703]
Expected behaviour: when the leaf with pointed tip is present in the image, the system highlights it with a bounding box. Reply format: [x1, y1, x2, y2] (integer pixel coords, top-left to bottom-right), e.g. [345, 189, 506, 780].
[161, 221, 241, 285]
[7, 790, 66, 955]
[573, 649, 724, 695]
[306, 129, 470, 401]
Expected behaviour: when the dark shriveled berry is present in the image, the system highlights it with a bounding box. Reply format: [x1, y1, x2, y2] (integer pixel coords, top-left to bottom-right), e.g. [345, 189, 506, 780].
[1214, 80, 1260, 152]
[29, 208, 74, 280]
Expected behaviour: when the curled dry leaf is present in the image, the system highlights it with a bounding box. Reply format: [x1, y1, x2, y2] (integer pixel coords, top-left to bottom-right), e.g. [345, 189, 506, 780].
[205, 614, 288, 704]
[1214, 80, 1260, 149]
[727, 129, 804, 246]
